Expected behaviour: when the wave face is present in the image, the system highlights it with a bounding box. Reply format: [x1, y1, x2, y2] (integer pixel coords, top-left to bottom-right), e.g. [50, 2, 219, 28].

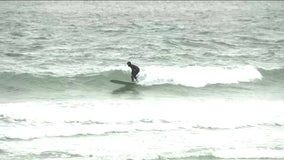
[1, 65, 284, 101]
[0, 65, 265, 89]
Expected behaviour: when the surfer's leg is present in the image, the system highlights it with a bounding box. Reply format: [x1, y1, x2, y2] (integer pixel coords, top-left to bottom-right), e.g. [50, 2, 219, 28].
[133, 72, 138, 82]
[131, 75, 134, 82]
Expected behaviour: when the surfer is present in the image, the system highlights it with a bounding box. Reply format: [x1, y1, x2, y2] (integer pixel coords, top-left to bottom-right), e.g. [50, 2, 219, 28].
[127, 61, 140, 82]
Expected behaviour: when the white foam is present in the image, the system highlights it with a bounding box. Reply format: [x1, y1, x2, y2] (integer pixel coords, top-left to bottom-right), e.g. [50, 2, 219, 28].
[138, 65, 262, 87]
[1, 99, 284, 159]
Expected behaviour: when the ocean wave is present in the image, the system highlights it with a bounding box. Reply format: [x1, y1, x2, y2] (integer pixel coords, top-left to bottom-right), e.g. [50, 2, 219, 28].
[238, 36, 272, 44]
[65, 120, 105, 125]
[0, 71, 121, 92]
[1, 65, 283, 94]
[193, 125, 228, 130]
[235, 125, 254, 129]
[276, 39, 284, 43]
[259, 123, 284, 128]
[47, 131, 130, 139]
[0, 149, 7, 154]
[258, 67, 284, 84]
[0, 114, 27, 124]
[0, 136, 36, 142]
[211, 40, 236, 47]
[1, 150, 83, 159]
[65, 119, 172, 126]
[0, 130, 129, 142]
[154, 147, 284, 160]
[193, 123, 284, 130]
[4, 53, 25, 57]
[38, 151, 82, 159]
[138, 65, 262, 87]
[151, 155, 219, 160]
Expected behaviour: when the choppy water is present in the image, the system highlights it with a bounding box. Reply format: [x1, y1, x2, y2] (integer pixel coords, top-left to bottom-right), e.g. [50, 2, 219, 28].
[0, 1, 284, 160]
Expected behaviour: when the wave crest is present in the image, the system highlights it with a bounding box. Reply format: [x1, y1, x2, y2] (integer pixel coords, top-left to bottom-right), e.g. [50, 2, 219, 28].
[139, 65, 262, 87]
[2, 65, 281, 93]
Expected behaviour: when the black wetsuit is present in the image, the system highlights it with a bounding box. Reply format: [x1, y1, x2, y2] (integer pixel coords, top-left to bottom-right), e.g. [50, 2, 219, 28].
[129, 64, 140, 80]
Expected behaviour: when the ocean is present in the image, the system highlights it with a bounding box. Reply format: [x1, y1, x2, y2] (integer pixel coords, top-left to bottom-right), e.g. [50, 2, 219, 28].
[0, 1, 284, 160]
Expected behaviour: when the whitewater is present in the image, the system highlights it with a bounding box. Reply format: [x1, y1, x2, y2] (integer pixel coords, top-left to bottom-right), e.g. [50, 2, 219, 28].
[0, 1, 284, 160]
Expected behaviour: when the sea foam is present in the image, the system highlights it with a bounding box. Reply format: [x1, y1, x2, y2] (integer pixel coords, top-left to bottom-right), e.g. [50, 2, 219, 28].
[139, 65, 262, 87]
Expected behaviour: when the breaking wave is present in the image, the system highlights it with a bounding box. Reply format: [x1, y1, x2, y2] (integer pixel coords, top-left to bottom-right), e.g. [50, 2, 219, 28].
[0, 65, 270, 91]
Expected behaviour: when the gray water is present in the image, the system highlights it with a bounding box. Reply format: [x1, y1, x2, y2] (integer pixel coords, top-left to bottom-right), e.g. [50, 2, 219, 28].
[0, 1, 284, 160]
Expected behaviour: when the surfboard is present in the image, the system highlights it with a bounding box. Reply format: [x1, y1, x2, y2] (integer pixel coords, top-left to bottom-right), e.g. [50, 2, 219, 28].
[110, 80, 137, 85]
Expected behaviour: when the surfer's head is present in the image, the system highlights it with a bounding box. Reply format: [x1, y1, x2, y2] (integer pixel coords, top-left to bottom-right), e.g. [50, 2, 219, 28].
[127, 61, 131, 66]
